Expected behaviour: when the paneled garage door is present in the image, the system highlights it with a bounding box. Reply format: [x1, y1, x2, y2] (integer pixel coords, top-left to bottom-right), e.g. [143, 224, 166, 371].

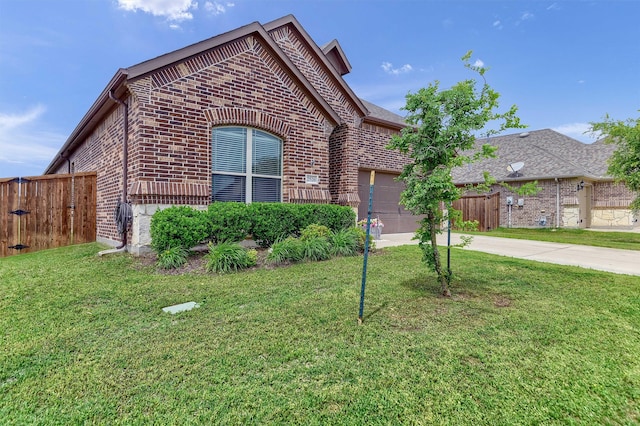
[357, 170, 420, 234]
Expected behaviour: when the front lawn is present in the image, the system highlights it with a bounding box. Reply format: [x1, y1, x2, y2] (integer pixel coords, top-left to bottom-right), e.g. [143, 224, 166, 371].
[1, 243, 639, 424]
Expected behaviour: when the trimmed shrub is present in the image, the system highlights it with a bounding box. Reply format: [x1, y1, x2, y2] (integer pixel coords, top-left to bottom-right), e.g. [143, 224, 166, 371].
[297, 204, 356, 232]
[206, 202, 251, 244]
[300, 223, 330, 241]
[149, 202, 355, 252]
[150, 206, 209, 253]
[248, 203, 302, 248]
[248, 203, 355, 247]
[205, 242, 256, 274]
[156, 246, 189, 270]
[266, 237, 304, 265]
[329, 228, 359, 257]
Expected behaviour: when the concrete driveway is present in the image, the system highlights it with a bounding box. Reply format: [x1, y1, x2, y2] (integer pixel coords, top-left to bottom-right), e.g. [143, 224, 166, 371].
[376, 232, 640, 277]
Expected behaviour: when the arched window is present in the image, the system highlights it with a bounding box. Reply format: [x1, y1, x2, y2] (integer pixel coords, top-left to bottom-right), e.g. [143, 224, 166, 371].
[212, 127, 282, 203]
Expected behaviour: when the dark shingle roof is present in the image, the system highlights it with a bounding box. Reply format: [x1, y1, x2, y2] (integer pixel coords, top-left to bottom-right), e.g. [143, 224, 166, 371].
[360, 99, 406, 127]
[451, 129, 615, 184]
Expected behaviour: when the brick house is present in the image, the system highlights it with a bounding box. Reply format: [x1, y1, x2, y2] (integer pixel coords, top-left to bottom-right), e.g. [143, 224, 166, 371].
[452, 129, 638, 229]
[44, 15, 415, 254]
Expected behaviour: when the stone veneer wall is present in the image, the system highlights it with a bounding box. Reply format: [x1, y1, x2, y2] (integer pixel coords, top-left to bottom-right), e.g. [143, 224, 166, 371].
[591, 209, 636, 227]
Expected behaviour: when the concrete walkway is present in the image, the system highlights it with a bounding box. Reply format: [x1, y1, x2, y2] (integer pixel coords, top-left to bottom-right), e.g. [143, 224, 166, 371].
[375, 232, 640, 277]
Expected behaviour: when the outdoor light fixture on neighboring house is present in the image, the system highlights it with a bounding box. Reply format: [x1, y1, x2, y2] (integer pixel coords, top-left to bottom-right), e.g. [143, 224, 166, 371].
[576, 180, 585, 191]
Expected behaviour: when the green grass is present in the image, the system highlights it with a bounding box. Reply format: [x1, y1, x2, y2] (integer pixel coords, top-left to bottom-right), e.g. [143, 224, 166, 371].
[460, 227, 640, 251]
[1, 243, 639, 424]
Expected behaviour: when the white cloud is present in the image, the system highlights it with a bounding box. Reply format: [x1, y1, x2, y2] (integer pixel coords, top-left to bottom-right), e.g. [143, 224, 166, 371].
[205, 1, 234, 16]
[473, 59, 485, 68]
[0, 105, 46, 129]
[117, 0, 198, 22]
[520, 11, 534, 21]
[381, 62, 413, 75]
[552, 123, 600, 143]
[493, 20, 503, 30]
[547, 3, 560, 11]
[514, 11, 534, 26]
[0, 105, 64, 176]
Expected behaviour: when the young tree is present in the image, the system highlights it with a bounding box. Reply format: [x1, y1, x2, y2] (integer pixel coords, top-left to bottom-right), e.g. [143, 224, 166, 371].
[590, 113, 640, 213]
[387, 52, 524, 297]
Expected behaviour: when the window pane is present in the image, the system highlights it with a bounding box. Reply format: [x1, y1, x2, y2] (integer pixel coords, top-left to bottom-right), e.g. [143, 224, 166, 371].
[252, 177, 281, 202]
[252, 130, 282, 176]
[213, 127, 246, 173]
[212, 174, 246, 202]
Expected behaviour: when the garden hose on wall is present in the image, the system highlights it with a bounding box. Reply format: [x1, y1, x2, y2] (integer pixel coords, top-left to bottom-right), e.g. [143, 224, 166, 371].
[114, 199, 133, 237]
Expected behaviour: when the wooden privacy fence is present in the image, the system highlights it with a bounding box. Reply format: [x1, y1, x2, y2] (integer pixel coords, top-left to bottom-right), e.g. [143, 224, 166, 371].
[0, 172, 96, 257]
[452, 191, 501, 232]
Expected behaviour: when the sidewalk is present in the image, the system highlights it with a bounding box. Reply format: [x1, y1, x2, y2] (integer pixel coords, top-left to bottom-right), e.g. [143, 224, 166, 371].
[375, 232, 640, 276]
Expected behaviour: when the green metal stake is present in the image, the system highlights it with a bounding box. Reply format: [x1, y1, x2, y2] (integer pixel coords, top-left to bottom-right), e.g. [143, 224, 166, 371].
[447, 219, 452, 285]
[358, 171, 375, 325]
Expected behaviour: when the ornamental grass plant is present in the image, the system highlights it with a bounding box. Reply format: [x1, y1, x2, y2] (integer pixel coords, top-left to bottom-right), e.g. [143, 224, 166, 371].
[205, 242, 256, 273]
[156, 246, 189, 270]
[265, 237, 305, 265]
[328, 228, 359, 257]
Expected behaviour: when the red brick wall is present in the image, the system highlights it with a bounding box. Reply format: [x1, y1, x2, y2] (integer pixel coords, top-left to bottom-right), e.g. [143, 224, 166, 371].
[62, 33, 359, 242]
[593, 181, 634, 207]
[493, 179, 561, 227]
[126, 36, 331, 192]
[357, 122, 407, 173]
[55, 104, 128, 243]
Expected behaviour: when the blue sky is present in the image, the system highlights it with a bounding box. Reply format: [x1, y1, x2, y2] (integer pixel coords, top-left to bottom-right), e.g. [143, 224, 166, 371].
[1, 0, 639, 178]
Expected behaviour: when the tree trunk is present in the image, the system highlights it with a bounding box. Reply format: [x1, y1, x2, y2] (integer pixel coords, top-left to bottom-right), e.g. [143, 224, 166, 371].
[428, 212, 450, 297]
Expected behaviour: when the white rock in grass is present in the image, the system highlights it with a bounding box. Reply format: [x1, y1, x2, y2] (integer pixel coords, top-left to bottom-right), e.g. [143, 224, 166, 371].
[162, 302, 200, 314]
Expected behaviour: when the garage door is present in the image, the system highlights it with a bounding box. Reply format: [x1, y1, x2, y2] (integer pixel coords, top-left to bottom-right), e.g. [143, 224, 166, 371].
[357, 170, 420, 234]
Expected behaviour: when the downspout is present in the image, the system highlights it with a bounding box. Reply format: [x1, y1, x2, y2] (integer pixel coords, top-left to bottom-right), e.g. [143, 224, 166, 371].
[109, 90, 130, 250]
[60, 153, 71, 173]
[555, 178, 560, 228]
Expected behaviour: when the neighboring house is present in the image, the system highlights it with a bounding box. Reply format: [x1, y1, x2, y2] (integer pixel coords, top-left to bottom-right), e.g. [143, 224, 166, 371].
[44, 14, 414, 254]
[451, 129, 638, 229]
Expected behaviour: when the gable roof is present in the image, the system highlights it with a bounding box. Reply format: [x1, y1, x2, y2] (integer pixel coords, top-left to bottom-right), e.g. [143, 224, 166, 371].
[45, 15, 370, 174]
[451, 129, 615, 184]
[263, 15, 368, 118]
[321, 39, 352, 76]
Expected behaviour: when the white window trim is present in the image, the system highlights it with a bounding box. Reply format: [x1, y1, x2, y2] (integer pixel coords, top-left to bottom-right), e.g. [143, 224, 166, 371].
[212, 127, 283, 203]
